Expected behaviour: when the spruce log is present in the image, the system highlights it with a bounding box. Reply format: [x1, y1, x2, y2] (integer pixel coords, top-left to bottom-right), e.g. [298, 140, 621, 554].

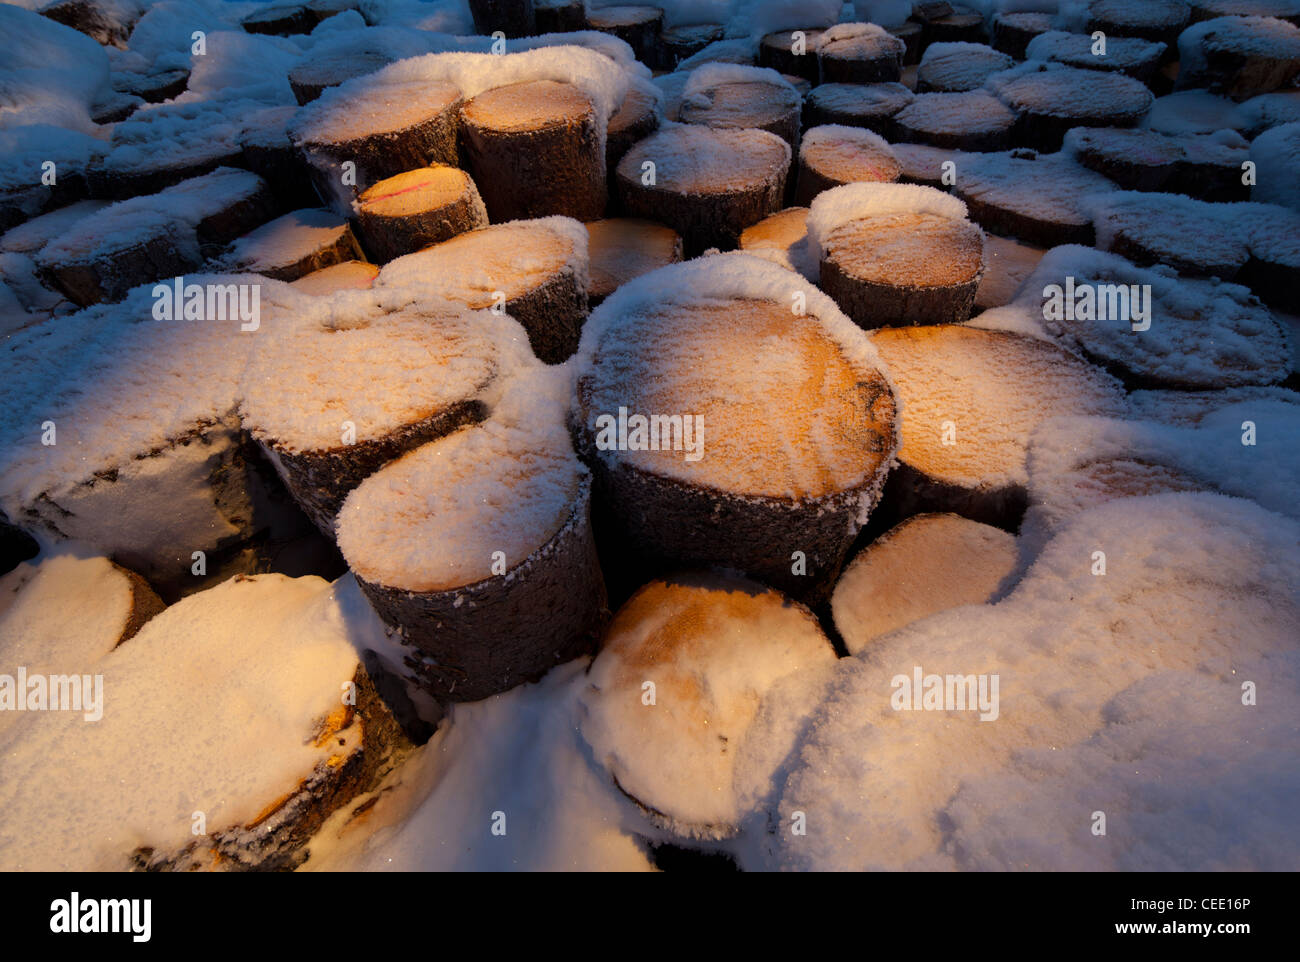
[224, 208, 365, 282]
[795, 125, 902, 205]
[586, 5, 663, 64]
[819, 211, 984, 327]
[377, 219, 590, 363]
[759, 28, 826, 81]
[460, 79, 607, 222]
[574, 294, 899, 604]
[615, 126, 791, 255]
[354, 164, 488, 263]
[868, 325, 1126, 530]
[292, 80, 462, 215]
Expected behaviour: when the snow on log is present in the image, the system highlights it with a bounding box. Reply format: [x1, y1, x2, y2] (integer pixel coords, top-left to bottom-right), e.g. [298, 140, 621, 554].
[759, 28, 826, 81]
[738, 207, 818, 280]
[291, 260, 379, 295]
[86, 99, 258, 201]
[998, 244, 1292, 389]
[805, 82, 914, 133]
[223, 208, 365, 282]
[815, 23, 907, 84]
[993, 65, 1154, 150]
[677, 65, 803, 149]
[0, 555, 164, 687]
[586, 6, 663, 65]
[809, 182, 984, 326]
[0, 572, 406, 870]
[585, 218, 682, 306]
[240, 307, 526, 535]
[892, 90, 1019, 150]
[615, 126, 791, 255]
[891, 142, 961, 187]
[572, 253, 899, 603]
[579, 574, 836, 838]
[0, 278, 303, 587]
[657, 23, 724, 69]
[1177, 15, 1300, 99]
[38, 0, 138, 48]
[292, 79, 463, 214]
[991, 11, 1054, 57]
[336, 366, 607, 703]
[354, 165, 488, 264]
[953, 150, 1117, 246]
[867, 324, 1126, 528]
[1027, 30, 1167, 83]
[378, 217, 589, 364]
[1088, 0, 1191, 46]
[288, 50, 395, 106]
[241, 3, 318, 36]
[1089, 191, 1250, 276]
[916, 42, 1014, 92]
[1064, 126, 1250, 200]
[831, 514, 1018, 654]
[37, 168, 275, 307]
[795, 125, 902, 206]
[459, 80, 607, 222]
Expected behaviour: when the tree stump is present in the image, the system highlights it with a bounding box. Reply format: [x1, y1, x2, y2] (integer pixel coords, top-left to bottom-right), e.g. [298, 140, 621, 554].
[759, 28, 826, 81]
[817, 25, 906, 84]
[916, 41, 1014, 92]
[738, 206, 817, 279]
[291, 260, 379, 295]
[336, 374, 607, 703]
[996, 66, 1153, 150]
[468, 0, 535, 38]
[953, 150, 1118, 247]
[241, 309, 509, 534]
[991, 11, 1054, 58]
[678, 71, 803, 148]
[288, 50, 394, 106]
[1176, 15, 1300, 99]
[535, 0, 586, 33]
[657, 22, 723, 69]
[831, 514, 1018, 654]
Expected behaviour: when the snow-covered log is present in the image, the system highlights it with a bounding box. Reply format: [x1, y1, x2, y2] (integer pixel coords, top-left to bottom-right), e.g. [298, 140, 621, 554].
[572, 254, 899, 603]
[615, 126, 791, 255]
